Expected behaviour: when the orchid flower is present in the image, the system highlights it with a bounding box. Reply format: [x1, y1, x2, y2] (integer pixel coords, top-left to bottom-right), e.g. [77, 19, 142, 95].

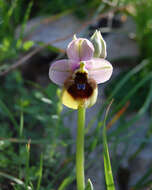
[49, 33, 113, 109]
[49, 31, 114, 190]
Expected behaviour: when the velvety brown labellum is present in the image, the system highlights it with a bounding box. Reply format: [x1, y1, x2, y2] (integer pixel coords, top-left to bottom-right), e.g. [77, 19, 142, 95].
[64, 72, 97, 99]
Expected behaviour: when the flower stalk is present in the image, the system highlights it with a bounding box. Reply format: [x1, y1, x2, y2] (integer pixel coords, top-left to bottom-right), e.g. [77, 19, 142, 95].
[48, 31, 113, 190]
[76, 107, 86, 190]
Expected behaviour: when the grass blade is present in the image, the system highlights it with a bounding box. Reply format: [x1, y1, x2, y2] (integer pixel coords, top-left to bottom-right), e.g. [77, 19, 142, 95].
[0, 171, 31, 190]
[102, 100, 115, 190]
[36, 153, 43, 190]
[0, 99, 18, 130]
[25, 140, 31, 189]
[58, 176, 75, 190]
[110, 80, 152, 138]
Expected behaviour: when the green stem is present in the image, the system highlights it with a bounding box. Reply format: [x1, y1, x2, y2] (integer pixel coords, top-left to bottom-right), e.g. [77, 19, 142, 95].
[76, 107, 86, 190]
[19, 111, 24, 179]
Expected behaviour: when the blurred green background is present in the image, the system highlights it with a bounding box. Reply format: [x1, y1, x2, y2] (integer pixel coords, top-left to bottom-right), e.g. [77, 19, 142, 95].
[0, 0, 152, 189]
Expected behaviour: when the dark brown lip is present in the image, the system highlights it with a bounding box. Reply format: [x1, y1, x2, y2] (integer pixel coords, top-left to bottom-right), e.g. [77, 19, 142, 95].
[64, 72, 97, 99]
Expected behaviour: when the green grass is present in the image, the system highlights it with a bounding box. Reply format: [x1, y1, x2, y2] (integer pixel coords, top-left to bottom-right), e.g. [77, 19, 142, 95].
[0, 0, 152, 189]
[103, 100, 115, 190]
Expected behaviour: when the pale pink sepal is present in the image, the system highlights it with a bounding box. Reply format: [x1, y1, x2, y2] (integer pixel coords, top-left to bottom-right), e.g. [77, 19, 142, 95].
[49, 59, 78, 86]
[67, 38, 94, 61]
[86, 58, 113, 84]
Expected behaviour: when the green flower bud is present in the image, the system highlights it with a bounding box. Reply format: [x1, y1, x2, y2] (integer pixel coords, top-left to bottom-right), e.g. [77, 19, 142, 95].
[90, 30, 107, 58]
[73, 34, 77, 40]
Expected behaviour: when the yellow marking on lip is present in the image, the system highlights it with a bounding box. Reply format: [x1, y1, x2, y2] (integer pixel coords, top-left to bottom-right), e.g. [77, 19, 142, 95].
[61, 87, 98, 109]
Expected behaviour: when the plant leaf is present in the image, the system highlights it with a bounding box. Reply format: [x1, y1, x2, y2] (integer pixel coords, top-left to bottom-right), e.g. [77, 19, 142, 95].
[85, 179, 94, 190]
[103, 100, 115, 190]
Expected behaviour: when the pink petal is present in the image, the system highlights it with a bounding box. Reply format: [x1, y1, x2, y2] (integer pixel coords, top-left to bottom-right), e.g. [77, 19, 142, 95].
[67, 38, 94, 61]
[49, 59, 78, 86]
[86, 58, 113, 84]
